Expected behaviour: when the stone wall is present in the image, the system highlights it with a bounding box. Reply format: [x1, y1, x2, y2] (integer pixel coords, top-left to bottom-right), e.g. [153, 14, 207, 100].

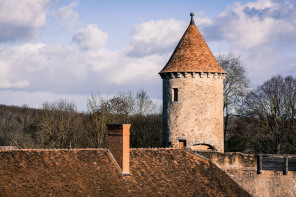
[191, 150, 296, 197]
[162, 72, 224, 152]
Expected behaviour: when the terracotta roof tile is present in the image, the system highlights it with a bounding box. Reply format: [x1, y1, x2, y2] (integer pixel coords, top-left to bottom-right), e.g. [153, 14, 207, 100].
[0, 149, 249, 196]
[159, 22, 226, 74]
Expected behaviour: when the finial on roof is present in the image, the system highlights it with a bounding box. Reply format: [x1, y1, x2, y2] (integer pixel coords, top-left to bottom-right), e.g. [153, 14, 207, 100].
[190, 12, 195, 25]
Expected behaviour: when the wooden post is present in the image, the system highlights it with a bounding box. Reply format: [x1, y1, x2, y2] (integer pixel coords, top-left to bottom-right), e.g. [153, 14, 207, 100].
[257, 155, 262, 174]
[284, 157, 288, 175]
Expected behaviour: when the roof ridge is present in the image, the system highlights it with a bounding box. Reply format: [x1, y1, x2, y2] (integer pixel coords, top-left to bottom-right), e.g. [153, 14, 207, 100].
[0, 148, 107, 152]
[183, 148, 209, 161]
[130, 147, 184, 150]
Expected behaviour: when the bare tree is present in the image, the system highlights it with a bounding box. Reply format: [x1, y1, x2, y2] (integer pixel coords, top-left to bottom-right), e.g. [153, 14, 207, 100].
[135, 90, 156, 115]
[107, 91, 135, 123]
[36, 100, 78, 148]
[216, 53, 250, 145]
[242, 75, 296, 154]
[42, 100, 76, 112]
[87, 93, 108, 148]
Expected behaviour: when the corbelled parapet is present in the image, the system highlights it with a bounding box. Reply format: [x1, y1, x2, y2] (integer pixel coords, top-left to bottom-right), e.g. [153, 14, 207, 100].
[160, 72, 226, 79]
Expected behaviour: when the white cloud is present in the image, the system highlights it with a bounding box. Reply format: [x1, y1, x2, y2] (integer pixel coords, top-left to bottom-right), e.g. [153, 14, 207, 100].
[204, 0, 296, 50]
[194, 11, 213, 27]
[216, 0, 276, 49]
[1, 0, 296, 111]
[72, 24, 108, 50]
[110, 54, 167, 84]
[52, 2, 79, 28]
[197, 0, 296, 85]
[0, 61, 29, 88]
[128, 19, 186, 56]
[0, 90, 90, 112]
[0, 43, 84, 92]
[0, 17, 169, 109]
[195, 17, 213, 27]
[84, 49, 120, 72]
[0, 24, 161, 90]
[0, 0, 52, 42]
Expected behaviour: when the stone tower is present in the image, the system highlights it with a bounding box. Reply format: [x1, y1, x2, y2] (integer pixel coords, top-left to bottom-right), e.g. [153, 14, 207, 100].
[159, 13, 226, 152]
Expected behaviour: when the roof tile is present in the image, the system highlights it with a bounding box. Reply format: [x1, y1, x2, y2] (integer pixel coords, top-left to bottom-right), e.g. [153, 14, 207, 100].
[159, 23, 226, 74]
[0, 149, 250, 196]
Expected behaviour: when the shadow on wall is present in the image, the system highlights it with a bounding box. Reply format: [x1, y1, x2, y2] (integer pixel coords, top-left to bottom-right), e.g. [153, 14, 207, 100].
[191, 144, 214, 151]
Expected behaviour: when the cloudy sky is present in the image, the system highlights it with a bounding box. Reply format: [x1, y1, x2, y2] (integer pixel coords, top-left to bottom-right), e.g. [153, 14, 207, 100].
[1, 0, 295, 111]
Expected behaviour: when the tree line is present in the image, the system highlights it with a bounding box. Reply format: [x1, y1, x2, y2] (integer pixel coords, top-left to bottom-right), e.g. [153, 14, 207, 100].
[0, 90, 162, 149]
[0, 54, 295, 154]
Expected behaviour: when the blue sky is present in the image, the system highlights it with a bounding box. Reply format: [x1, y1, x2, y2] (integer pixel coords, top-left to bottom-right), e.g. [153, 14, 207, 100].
[0, 0, 295, 111]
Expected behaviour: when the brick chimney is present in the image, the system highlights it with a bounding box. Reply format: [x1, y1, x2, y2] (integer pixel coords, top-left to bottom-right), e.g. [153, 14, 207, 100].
[107, 124, 131, 175]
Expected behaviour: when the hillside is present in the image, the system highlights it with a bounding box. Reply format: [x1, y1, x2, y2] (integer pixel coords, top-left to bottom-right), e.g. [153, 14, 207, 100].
[0, 105, 42, 148]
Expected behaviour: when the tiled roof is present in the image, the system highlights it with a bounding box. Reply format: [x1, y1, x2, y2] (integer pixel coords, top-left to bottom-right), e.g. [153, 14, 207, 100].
[159, 22, 226, 74]
[0, 149, 250, 196]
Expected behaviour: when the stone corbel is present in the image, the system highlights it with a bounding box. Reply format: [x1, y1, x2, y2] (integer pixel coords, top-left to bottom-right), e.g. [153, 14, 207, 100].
[200, 72, 204, 78]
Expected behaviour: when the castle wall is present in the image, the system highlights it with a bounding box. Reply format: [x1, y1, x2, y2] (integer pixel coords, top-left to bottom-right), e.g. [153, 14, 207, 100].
[162, 72, 224, 152]
[193, 151, 296, 197]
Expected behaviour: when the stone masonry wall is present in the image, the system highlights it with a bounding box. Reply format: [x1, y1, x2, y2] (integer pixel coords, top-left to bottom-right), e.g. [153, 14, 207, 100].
[192, 150, 296, 197]
[162, 72, 224, 152]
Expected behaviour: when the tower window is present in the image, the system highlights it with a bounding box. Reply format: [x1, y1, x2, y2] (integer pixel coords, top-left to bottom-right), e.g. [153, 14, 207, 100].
[178, 139, 186, 148]
[173, 88, 178, 102]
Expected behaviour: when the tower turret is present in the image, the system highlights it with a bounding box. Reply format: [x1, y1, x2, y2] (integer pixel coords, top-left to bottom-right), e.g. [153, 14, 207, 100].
[159, 13, 226, 152]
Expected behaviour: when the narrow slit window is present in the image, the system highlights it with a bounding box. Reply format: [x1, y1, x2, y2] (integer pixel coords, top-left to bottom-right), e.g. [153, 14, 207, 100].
[173, 88, 178, 102]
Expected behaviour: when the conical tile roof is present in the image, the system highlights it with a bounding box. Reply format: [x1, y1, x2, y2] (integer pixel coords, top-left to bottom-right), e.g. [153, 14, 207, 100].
[159, 13, 226, 74]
